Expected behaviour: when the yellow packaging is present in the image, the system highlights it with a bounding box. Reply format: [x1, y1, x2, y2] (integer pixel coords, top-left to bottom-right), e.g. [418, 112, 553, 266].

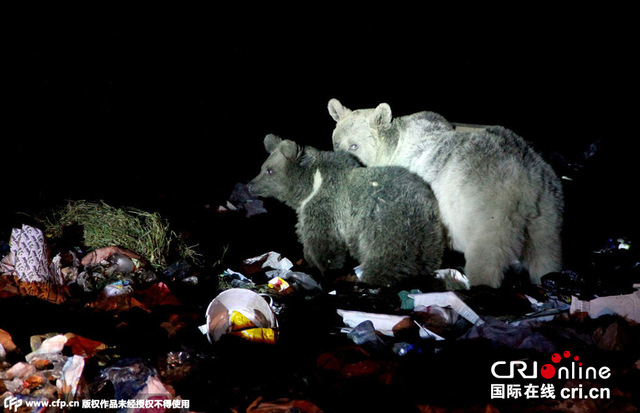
[230, 310, 256, 330]
[229, 311, 277, 344]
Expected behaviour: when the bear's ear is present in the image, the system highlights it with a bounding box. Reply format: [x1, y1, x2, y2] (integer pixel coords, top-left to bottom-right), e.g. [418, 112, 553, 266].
[264, 134, 282, 153]
[328, 98, 352, 122]
[279, 139, 301, 161]
[300, 147, 318, 167]
[371, 103, 392, 127]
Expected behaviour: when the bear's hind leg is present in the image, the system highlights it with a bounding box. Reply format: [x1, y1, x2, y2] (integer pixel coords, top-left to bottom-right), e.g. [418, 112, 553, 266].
[464, 221, 525, 288]
[522, 215, 562, 284]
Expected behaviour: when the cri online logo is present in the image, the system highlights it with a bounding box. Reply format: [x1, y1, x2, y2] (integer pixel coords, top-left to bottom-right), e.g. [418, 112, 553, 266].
[492, 350, 611, 380]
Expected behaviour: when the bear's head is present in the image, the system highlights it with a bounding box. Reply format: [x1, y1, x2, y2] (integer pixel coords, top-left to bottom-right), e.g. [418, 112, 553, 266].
[248, 134, 304, 205]
[328, 98, 392, 166]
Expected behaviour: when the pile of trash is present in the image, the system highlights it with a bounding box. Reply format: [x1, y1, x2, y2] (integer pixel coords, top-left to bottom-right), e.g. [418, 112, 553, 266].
[0, 203, 203, 410]
[1, 200, 640, 412]
[0, 200, 200, 306]
[0, 331, 186, 411]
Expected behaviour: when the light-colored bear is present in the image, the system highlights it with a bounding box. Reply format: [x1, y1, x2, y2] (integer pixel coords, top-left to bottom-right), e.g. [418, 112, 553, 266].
[329, 99, 563, 288]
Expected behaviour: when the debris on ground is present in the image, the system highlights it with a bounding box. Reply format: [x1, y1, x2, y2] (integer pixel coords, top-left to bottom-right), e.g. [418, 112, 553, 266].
[1, 202, 639, 411]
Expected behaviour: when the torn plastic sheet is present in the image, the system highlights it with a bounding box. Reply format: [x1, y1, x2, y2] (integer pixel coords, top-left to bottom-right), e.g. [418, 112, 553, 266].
[133, 374, 172, 405]
[243, 251, 293, 272]
[570, 287, 640, 323]
[58, 355, 85, 400]
[460, 317, 558, 353]
[409, 291, 484, 325]
[266, 270, 322, 294]
[219, 268, 255, 288]
[337, 309, 412, 337]
[97, 359, 156, 401]
[516, 294, 570, 322]
[346, 320, 386, 348]
[26, 334, 68, 363]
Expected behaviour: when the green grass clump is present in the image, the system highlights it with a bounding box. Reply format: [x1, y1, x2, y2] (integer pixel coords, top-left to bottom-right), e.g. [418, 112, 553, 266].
[45, 201, 198, 269]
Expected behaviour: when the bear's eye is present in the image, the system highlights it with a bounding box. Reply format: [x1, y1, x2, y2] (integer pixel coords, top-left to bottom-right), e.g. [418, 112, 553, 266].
[349, 143, 358, 151]
[266, 168, 274, 175]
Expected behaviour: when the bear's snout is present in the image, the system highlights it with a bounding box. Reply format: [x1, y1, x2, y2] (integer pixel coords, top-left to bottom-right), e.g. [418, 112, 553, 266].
[246, 180, 257, 194]
[246, 177, 265, 197]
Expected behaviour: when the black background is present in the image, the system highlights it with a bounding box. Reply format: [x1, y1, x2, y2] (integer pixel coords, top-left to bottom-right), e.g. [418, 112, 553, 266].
[4, 4, 638, 263]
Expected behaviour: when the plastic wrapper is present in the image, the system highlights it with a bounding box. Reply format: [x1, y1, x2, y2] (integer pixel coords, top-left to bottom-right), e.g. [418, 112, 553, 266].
[64, 333, 107, 359]
[133, 374, 172, 407]
[26, 334, 68, 363]
[133, 281, 181, 307]
[57, 355, 85, 401]
[541, 270, 591, 301]
[219, 268, 255, 289]
[268, 276, 291, 293]
[2, 362, 36, 380]
[346, 320, 385, 349]
[280, 271, 322, 293]
[242, 251, 293, 273]
[97, 358, 156, 401]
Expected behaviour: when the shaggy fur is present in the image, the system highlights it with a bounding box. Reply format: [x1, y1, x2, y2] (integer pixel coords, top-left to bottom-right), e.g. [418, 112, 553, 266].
[329, 99, 563, 288]
[248, 134, 444, 288]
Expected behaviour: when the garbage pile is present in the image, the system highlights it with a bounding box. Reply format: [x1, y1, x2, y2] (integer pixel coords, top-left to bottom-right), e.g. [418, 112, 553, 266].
[1, 200, 640, 412]
[0, 202, 200, 411]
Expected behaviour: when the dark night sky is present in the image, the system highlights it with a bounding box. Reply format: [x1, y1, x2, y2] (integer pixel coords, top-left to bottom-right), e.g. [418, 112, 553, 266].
[4, 5, 638, 254]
